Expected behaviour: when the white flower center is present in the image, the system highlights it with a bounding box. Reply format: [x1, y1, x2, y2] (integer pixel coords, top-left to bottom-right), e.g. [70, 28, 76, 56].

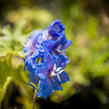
[51, 64, 64, 81]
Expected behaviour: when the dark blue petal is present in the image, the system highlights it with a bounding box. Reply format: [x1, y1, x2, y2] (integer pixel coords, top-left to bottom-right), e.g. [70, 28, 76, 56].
[48, 19, 65, 37]
[59, 33, 72, 50]
[28, 72, 38, 86]
[59, 71, 70, 83]
[57, 54, 69, 69]
[61, 40, 72, 50]
[52, 71, 69, 84]
[37, 78, 63, 99]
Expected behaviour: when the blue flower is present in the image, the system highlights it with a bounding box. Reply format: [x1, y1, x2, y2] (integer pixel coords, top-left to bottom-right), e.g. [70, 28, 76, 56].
[36, 52, 69, 99]
[23, 19, 72, 99]
[25, 46, 70, 99]
[43, 34, 72, 53]
[48, 19, 65, 37]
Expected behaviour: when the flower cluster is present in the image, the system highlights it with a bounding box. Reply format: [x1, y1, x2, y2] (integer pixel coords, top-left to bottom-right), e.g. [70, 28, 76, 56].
[24, 19, 72, 99]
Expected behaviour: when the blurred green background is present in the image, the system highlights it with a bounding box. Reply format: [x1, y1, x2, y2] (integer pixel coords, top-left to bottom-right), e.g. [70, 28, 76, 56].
[0, 0, 109, 109]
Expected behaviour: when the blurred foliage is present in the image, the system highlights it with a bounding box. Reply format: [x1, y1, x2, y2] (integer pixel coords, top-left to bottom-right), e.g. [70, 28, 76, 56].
[0, 1, 109, 109]
[0, 19, 31, 57]
[50, 4, 109, 103]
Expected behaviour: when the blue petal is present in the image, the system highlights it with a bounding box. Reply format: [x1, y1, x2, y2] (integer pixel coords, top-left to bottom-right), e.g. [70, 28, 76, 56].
[61, 40, 72, 50]
[59, 71, 70, 83]
[59, 33, 72, 50]
[57, 54, 69, 69]
[37, 78, 63, 99]
[28, 72, 38, 86]
[48, 19, 65, 37]
[52, 71, 69, 84]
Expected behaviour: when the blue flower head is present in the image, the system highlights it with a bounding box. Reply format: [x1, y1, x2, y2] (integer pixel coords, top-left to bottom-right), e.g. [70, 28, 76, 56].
[23, 19, 72, 99]
[48, 19, 65, 37]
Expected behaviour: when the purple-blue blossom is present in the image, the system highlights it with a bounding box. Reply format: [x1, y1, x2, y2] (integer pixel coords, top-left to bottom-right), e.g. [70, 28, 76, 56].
[48, 19, 65, 37]
[23, 19, 72, 99]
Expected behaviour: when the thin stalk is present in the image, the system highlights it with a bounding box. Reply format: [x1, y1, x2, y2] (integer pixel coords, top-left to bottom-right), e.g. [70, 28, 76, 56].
[32, 89, 38, 109]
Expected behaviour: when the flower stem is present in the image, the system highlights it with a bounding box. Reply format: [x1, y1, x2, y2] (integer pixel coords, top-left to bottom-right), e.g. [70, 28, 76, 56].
[32, 89, 38, 109]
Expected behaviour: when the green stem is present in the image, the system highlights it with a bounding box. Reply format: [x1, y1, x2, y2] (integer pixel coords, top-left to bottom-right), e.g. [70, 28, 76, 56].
[32, 89, 37, 109]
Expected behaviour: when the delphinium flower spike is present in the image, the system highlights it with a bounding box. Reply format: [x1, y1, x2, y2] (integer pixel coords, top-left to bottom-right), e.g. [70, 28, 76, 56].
[23, 19, 72, 99]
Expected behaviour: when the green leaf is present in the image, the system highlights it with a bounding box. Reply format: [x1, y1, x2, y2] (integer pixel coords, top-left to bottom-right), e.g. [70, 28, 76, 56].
[0, 76, 12, 107]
